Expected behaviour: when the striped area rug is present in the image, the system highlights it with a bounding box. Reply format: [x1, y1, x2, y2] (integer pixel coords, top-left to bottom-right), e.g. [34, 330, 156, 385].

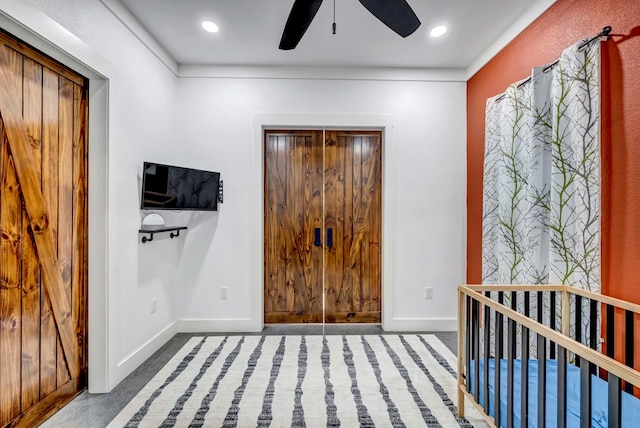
[108, 335, 488, 427]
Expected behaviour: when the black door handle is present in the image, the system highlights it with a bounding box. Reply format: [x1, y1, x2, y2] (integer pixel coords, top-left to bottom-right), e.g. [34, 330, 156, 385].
[327, 228, 333, 248]
[314, 228, 322, 247]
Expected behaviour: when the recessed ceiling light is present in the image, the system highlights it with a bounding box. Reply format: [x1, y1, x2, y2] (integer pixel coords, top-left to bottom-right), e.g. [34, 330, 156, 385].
[430, 25, 447, 38]
[202, 21, 219, 33]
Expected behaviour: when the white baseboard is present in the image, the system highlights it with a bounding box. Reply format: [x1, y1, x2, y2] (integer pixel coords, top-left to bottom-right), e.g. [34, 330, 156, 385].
[177, 319, 262, 333]
[383, 317, 457, 332]
[113, 321, 178, 388]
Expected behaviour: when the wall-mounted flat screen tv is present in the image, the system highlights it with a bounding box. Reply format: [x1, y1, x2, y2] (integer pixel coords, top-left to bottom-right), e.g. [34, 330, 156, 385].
[141, 162, 221, 211]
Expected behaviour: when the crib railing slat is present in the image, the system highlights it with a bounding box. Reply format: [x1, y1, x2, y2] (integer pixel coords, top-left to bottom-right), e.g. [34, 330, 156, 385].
[607, 304, 615, 359]
[472, 299, 480, 400]
[550, 291, 557, 359]
[538, 334, 546, 428]
[575, 294, 583, 344]
[574, 295, 583, 368]
[537, 291, 543, 324]
[590, 298, 598, 376]
[496, 289, 504, 428]
[557, 346, 567, 428]
[484, 292, 491, 414]
[498, 291, 504, 359]
[521, 325, 529, 428]
[625, 310, 634, 394]
[580, 357, 592, 428]
[466, 295, 471, 394]
[608, 373, 622, 428]
[495, 303, 503, 428]
[590, 298, 598, 350]
[507, 316, 515, 428]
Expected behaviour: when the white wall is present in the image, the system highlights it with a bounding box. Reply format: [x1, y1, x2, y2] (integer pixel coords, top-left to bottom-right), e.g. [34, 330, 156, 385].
[175, 76, 467, 331]
[7, 0, 180, 390]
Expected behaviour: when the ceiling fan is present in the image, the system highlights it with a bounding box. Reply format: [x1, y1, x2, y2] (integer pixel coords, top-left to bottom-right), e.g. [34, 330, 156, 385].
[279, 0, 421, 50]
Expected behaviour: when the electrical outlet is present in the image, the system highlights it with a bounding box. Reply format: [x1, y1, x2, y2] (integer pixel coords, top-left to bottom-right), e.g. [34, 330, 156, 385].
[220, 287, 228, 300]
[424, 287, 433, 300]
[150, 297, 158, 314]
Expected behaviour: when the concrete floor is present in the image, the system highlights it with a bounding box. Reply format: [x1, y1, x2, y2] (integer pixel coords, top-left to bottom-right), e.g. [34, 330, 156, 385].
[41, 326, 458, 428]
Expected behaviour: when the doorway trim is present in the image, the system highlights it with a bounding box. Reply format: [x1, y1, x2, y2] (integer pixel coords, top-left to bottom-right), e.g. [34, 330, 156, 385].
[252, 113, 395, 330]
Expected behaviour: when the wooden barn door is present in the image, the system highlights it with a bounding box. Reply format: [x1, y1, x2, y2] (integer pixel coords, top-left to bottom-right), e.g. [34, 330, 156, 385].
[264, 131, 324, 323]
[0, 31, 88, 427]
[264, 130, 381, 323]
[324, 131, 381, 323]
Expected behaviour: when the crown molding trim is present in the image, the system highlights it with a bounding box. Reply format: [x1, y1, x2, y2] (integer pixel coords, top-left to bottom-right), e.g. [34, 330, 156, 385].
[178, 64, 467, 82]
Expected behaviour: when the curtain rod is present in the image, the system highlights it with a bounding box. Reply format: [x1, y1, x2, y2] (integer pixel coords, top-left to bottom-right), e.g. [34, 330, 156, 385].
[495, 26, 612, 102]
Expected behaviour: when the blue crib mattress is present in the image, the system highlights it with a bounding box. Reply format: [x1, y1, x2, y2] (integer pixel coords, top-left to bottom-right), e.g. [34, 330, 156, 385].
[469, 359, 640, 428]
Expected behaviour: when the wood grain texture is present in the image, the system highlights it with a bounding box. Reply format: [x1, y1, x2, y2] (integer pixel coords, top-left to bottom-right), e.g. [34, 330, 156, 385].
[56, 76, 74, 387]
[71, 83, 88, 377]
[0, 30, 84, 87]
[0, 34, 88, 426]
[264, 130, 381, 324]
[0, 44, 79, 377]
[324, 132, 339, 320]
[457, 288, 466, 418]
[6, 379, 81, 428]
[40, 68, 59, 397]
[264, 131, 323, 323]
[0, 48, 23, 426]
[325, 131, 382, 323]
[20, 57, 43, 412]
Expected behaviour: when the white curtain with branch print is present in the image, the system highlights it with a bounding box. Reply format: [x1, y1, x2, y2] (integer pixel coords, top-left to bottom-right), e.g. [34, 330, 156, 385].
[482, 40, 600, 352]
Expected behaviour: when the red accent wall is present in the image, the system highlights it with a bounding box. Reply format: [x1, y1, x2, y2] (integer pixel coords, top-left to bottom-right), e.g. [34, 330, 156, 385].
[467, 0, 640, 306]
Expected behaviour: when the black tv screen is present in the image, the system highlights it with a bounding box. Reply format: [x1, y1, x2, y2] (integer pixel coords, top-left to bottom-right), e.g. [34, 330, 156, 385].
[141, 162, 220, 211]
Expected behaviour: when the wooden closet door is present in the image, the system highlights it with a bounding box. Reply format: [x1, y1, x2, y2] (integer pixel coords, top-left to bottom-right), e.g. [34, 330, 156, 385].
[324, 131, 381, 323]
[0, 31, 88, 427]
[264, 130, 324, 323]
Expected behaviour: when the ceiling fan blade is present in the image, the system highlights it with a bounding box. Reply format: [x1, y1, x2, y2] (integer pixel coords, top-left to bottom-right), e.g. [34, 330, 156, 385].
[279, 0, 324, 50]
[358, 0, 421, 38]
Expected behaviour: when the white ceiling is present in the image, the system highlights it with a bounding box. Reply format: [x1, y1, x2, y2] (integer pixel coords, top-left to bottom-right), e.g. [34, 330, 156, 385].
[117, 0, 547, 69]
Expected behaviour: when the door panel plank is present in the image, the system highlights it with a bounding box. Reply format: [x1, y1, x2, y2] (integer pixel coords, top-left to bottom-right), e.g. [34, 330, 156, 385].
[361, 137, 372, 313]
[72, 84, 88, 377]
[324, 132, 338, 321]
[21, 57, 43, 412]
[40, 68, 59, 397]
[0, 45, 80, 380]
[1, 130, 23, 426]
[276, 135, 287, 313]
[0, 48, 23, 426]
[264, 137, 278, 314]
[296, 136, 309, 313]
[369, 138, 382, 313]
[337, 134, 354, 314]
[351, 136, 363, 313]
[298, 136, 313, 314]
[56, 77, 74, 386]
[309, 134, 323, 318]
[282, 137, 302, 312]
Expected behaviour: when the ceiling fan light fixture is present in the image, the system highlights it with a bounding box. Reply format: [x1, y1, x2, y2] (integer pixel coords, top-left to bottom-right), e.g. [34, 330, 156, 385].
[202, 20, 219, 33]
[429, 25, 447, 38]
